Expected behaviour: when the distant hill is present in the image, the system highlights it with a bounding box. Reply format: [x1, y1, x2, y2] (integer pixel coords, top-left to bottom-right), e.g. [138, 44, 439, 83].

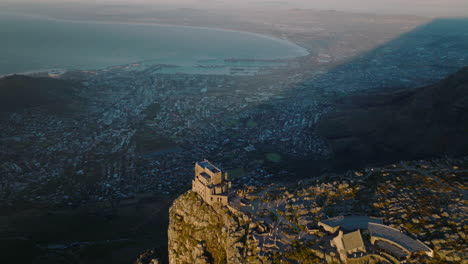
[317, 66, 468, 165]
[0, 75, 86, 114]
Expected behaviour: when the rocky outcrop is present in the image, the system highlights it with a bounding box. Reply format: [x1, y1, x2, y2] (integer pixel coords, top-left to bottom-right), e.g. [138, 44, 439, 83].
[168, 191, 266, 264]
[167, 156, 467, 264]
[135, 249, 160, 264]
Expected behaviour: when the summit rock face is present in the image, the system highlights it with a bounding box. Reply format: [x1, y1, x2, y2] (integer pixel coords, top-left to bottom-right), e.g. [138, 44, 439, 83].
[167, 191, 266, 264]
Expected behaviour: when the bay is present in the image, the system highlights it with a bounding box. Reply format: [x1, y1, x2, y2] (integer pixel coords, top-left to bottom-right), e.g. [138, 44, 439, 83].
[0, 13, 308, 76]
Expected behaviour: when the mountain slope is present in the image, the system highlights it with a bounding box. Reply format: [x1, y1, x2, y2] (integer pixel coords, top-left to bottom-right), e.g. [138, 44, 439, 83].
[317, 66, 468, 164]
[0, 75, 85, 114]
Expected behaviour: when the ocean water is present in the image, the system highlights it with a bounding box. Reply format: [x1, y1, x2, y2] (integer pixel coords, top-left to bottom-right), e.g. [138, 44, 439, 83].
[0, 13, 308, 76]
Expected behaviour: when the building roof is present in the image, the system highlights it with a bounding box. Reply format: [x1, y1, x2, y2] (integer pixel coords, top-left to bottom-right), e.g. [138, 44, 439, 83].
[368, 223, 432, 253]
[375, 240, 408, 259]
[198, 160, 221, 173]
[342, 230, 365, 253]
[320, 216, 383, 231]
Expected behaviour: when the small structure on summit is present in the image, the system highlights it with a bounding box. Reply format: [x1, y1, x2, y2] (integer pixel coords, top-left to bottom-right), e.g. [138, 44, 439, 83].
[319, 216, 433, 263]
[192, 160, 231, 205]
[331, 229, 367, 260]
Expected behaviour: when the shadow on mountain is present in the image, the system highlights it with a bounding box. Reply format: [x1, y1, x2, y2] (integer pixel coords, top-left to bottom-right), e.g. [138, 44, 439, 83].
[293, 18, 468, 95]
[316, 65, 468, 168]
[274, 17, 468, 175]
[0, 75, 86, 115]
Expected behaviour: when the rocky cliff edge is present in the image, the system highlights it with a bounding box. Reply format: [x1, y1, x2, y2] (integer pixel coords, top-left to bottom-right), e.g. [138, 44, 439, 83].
[168, 191, 267, 264]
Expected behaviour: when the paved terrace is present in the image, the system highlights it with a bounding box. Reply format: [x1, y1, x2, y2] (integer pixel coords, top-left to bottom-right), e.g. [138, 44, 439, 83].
[375, 240, 407, 259]
[368, 223, 433, 255]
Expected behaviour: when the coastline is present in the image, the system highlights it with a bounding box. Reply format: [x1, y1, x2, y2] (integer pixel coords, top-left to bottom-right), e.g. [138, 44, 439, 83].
[7, 11, 309, 53]
[0, 12, 310, 78]
[0, 69, 67, 79]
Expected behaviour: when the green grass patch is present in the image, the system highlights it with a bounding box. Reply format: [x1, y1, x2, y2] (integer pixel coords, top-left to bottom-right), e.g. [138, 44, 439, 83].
[228, 168, 246, 179]
[229, 132, 241, 139]
[246, 120, 258, 128]
[224, 119, 240, 126]
[266, 153, 282, 163]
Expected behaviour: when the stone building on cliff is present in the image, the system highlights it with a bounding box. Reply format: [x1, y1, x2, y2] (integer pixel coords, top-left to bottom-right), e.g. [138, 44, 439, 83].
[192, 160, 231, 205]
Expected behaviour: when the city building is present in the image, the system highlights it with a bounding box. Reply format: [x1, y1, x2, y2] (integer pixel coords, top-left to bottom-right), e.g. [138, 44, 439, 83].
[192, 160, 231, 205]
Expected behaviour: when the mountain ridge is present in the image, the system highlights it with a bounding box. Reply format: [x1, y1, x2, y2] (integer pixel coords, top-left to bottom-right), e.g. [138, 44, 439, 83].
[316, 65, 468, 165]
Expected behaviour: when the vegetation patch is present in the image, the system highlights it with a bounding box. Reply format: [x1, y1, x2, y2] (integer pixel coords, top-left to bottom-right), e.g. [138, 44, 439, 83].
[0, 75, 86, 114]
[284, 241, 321, 264]
[142, 103, 161, 120]
[224, 119, 240, 126]
[135, 129, 178, 154]
[266, 152, 282, 163]
[246, 120, 258, 128]
[228, 168, 246, 179]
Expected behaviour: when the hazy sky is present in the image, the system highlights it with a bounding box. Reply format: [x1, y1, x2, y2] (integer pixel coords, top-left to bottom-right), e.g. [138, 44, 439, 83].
[2, 0, 468, 17]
